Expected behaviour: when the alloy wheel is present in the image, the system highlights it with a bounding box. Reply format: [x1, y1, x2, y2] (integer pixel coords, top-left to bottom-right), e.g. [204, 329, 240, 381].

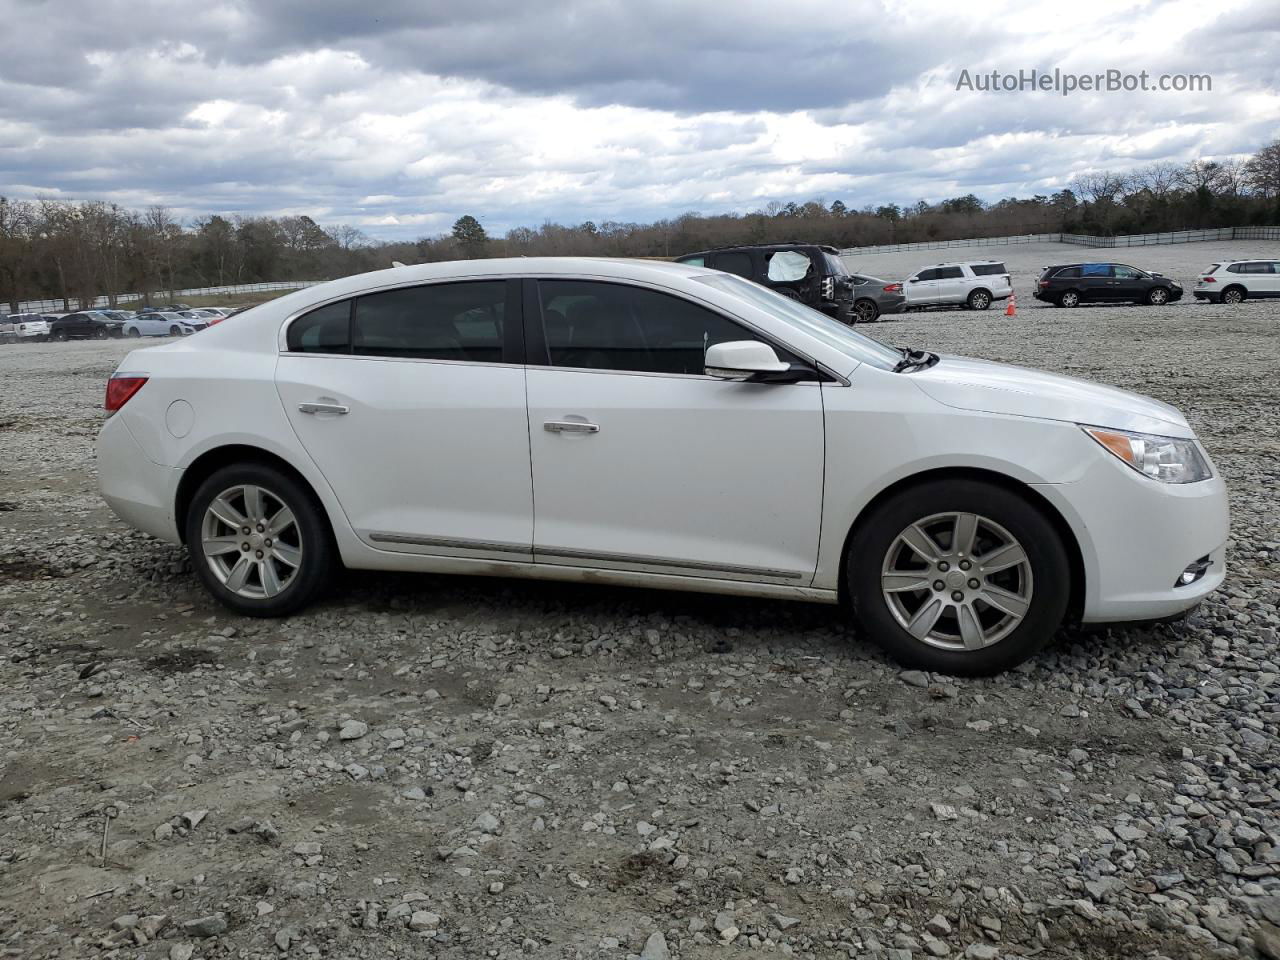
[201, 484, 303, 599]
[880, 511, 1034, 651]
[1060, 292, 1079, 307]
[1223, 289, 1243, 304]
[1149, 288, 1168, 304]
[971, 292, 990, 310]
[855, 300, 878, 323]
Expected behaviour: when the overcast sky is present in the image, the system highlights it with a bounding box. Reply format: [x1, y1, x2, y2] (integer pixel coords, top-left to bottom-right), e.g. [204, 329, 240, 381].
[0, 0, 1276, 239]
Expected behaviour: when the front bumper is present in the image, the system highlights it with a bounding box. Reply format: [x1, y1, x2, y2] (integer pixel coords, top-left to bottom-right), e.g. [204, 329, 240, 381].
[97, 414, 182, 543]
[1031, 453, 1229, 623]
[1167, 287, 1184, 302]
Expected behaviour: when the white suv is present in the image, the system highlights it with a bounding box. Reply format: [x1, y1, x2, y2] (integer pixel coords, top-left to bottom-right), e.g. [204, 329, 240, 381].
[903, 261, 1013, 310]
[0, 313, 51, 341]
[1193, 259, 1280, 304]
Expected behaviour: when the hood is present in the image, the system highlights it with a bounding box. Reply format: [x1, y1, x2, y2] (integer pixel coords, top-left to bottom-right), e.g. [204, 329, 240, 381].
[911, 355, 1193, 437]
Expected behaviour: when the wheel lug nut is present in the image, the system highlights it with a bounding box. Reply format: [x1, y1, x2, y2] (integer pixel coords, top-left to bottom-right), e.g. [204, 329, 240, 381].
[242, 526, 250, 535]
[257, 524, 265, 532]
[241, 543, 249, 551]
[959, 560, 971, 570]
[951, 591, 964, 602]
[968, 578, 980, 589]
[265, 539, 273, 547]
[255, 550, 264, 559]
[933, 580, 945, 591]
[938, 561, 950, 572]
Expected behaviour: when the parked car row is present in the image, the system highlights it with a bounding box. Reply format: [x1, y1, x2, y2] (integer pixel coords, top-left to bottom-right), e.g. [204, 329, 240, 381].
[1, 305, 243, 342]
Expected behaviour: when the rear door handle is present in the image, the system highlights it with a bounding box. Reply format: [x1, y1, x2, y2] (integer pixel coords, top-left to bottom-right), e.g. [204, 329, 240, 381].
[298, 401, 350, 415]
[544, 419, 599, 434]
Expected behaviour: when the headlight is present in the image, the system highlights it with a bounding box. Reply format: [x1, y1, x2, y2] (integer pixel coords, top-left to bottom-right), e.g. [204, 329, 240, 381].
[1083, 426, 1211, 483]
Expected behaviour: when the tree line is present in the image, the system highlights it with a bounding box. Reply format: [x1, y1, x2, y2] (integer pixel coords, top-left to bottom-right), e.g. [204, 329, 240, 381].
[4, 140, 1279, 311]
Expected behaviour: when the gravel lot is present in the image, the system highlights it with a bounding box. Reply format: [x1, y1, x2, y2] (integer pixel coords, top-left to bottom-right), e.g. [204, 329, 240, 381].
[1, 261, 1278, 960]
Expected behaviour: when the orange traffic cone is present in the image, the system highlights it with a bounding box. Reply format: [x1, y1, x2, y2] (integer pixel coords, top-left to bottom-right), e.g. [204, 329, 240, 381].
[1005, 292, 1017, 317]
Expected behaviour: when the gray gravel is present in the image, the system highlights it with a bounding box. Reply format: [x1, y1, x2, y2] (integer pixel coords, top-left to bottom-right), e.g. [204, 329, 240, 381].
[0, 286, 1278, 960]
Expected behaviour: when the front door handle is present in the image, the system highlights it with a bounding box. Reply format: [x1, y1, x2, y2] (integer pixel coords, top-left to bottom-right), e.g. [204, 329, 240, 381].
[544, 419, 600, 434]
[298, 401, 350, 415]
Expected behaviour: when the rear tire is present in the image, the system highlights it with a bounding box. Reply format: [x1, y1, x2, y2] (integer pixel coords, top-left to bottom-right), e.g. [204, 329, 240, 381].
[1057, 290, 1080, 308]
[854, 299, 879, 323]
[967, 289, 992, 310]
[847, 478, 1070, 675]
[185, 462, 334, 617]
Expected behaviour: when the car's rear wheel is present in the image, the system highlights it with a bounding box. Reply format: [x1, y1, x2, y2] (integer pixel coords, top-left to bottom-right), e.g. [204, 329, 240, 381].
[1146, 287, 1170, 305]
[847, 478, 1070, 675]
[854, 299, 879, 323]
[185, 463, 334, 617]
[1057, 290, 1080, 308]
[1221, 286, 1245, 304]
[967, 289, 991, 310]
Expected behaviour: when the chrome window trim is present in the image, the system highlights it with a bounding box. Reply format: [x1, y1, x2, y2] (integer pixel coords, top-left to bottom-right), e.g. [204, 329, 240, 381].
[369, 532, 530, 555]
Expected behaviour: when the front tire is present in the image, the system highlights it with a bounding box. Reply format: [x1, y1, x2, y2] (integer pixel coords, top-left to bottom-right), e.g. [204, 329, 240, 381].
[1146, 287, 1170, 305]
[847, 479, 1070, 675]
[185, 463, 334, 617]
[127, 327, 141, 338]
[170, 325, 182, 336]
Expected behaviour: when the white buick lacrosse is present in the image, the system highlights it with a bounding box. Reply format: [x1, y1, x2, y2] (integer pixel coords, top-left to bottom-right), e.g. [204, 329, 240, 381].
[97, 258, 1228, 674]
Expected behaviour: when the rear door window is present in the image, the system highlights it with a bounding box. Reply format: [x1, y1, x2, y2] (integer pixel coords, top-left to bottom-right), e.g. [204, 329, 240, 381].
[936, 266, 964, 280]
[1082, 263, 1113, 277]
[287, 300, 351, 353]
[711, 252, 755, 279]
[352, 281, 509, 362]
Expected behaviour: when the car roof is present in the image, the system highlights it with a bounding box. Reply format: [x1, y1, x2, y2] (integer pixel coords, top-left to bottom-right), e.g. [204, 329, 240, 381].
[679, 243, 839, 257]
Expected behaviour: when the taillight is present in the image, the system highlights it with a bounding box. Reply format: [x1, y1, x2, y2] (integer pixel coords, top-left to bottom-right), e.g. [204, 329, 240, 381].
[105, 375, 148, 413]
[883, 283, 902, 293]
[821, 277, 835, 300]
[1038, 279, 1050, 288]
[1201, 276, 1216, 283]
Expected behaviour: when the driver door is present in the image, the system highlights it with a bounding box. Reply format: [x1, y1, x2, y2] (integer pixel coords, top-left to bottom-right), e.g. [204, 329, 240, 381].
[523, 278, 825, 584]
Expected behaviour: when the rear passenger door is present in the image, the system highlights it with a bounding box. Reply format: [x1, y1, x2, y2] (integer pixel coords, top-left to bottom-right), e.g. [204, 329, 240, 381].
[275, 279, 535, 561]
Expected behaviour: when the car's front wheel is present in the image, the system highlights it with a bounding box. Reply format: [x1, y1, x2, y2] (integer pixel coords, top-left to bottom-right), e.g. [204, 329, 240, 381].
[847, 479, 1070, 675]
[185, 463, 334, 616]
[1146, 287, 1170, 305]
[170, 325, 182, 336]
[127, 327, 141, 338]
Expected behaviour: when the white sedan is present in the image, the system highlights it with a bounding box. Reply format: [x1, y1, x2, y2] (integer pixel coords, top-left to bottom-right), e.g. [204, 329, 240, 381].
[96, 258, 1228, 674]
[122, 312, 204, 338]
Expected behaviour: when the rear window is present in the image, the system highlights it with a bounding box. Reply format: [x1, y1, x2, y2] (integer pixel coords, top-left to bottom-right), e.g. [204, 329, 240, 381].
[1203, 264, 1220, 275]
[969, 263, 1007, 276]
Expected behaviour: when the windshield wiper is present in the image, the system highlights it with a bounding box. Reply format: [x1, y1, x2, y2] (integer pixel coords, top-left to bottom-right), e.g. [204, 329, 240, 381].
[892, 347, 939, 373]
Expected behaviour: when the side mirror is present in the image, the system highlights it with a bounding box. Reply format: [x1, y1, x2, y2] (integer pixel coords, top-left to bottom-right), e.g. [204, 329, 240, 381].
[705, 341, 791, 380]
[909, 277, 919, 283]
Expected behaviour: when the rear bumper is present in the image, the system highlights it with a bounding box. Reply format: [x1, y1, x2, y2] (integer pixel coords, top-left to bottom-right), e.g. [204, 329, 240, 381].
[1031, 456, 1229, 623]
[97, 414, 182, 543]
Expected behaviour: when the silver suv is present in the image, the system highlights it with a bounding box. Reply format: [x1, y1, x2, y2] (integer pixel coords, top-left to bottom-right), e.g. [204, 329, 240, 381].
[902, 261, 1013, 310]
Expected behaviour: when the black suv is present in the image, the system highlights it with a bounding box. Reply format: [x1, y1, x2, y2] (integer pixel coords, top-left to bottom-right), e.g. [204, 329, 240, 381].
[676, 243, 857, 322]
[1035, 262, 1183, 307]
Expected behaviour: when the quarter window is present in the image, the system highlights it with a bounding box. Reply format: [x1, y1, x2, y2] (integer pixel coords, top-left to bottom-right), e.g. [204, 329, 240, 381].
[538, 280, 776, 376]
[969, 263, 1007, 276]
[678, 255, 706, 267]
[287, 300, 352, 353]
[936, 266, 964, 279]
[1055, 267, 1082, 279]
[765, 250, 812, 282]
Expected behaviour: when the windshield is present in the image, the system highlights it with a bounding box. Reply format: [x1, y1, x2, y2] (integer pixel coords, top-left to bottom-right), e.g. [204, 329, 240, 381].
[824, 253, 849, 276]
[696, 273, 901, 371]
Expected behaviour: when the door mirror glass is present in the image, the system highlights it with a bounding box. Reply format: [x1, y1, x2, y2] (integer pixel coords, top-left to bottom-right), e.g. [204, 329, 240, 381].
[705, 341, 790, 380]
